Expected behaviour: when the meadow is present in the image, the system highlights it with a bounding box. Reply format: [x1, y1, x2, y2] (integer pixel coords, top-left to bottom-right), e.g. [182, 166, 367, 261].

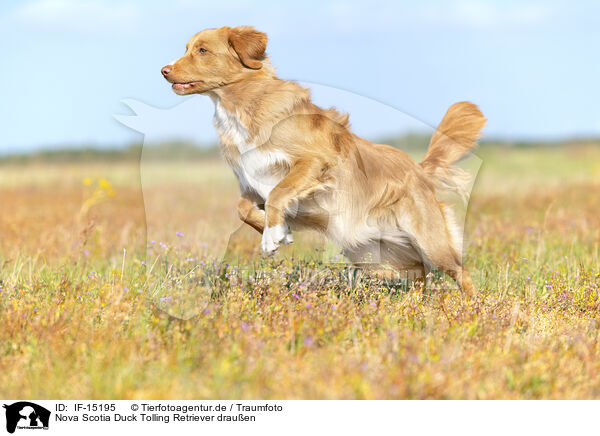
[1, 142, 600, 399]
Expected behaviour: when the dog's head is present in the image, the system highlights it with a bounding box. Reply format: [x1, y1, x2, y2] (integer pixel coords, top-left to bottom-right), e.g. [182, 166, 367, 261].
[161, 26, 268, 95]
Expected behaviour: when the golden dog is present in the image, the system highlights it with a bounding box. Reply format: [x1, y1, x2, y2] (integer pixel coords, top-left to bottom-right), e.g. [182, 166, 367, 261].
[161, 26, 486, 294]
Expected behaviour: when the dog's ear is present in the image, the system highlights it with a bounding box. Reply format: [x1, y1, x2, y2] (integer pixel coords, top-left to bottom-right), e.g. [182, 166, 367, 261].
[228, 26, 267, 69]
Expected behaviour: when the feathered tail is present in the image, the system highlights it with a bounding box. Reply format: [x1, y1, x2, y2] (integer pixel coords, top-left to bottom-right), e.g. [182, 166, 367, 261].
[420, 102, 486, 201]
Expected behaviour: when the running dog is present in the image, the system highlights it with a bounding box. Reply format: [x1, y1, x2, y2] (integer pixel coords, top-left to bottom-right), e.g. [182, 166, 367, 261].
[161, 26, 486, 294]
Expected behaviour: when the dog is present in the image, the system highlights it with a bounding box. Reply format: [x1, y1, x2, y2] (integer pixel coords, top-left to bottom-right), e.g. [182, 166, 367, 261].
[161, 26, 486, 294]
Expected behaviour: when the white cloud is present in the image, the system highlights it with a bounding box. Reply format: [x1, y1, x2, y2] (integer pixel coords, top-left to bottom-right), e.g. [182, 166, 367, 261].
[419, 1, 555, 30]
[12, 0, 141, 34]
[7, 0, 557, 41]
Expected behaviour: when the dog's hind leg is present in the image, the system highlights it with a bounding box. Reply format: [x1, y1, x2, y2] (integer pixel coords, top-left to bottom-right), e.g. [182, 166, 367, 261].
[344, 240, 426, 289]
[409, 229, 476, 296]
[389, 201, 476, 295]
[388, 261, 427, 288]
[378, 238, 427, 285]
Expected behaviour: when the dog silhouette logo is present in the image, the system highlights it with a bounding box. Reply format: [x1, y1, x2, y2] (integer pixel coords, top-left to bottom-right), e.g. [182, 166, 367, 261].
[3, 402, 50, 433]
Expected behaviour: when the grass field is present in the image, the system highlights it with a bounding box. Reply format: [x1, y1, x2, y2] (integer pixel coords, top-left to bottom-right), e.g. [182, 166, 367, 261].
[1, 143, 600, 399]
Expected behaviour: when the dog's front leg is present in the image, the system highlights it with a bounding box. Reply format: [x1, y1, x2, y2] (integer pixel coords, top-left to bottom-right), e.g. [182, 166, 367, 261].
[238, 195, 293, 244]
[261, 159, 322, 254]
[237, 196, 266, 233]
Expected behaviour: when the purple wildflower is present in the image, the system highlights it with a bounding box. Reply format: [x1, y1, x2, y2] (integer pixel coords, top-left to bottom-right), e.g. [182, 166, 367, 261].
[303, 336, 315, 347]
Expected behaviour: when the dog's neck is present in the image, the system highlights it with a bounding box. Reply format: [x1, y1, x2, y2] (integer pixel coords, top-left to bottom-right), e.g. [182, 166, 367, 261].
[206, 59, 278, 107]
[207, 73, 311, 143]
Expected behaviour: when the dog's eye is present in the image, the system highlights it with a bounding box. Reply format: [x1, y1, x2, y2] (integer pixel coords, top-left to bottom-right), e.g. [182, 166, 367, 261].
[198, 48, 207, 54]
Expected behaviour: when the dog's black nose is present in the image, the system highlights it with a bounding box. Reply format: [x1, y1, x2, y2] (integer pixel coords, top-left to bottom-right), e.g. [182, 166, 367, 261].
[161, 66, 172, 77]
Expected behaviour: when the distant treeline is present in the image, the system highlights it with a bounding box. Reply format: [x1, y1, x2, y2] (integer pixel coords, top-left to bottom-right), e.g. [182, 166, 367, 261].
[0, 141, 220, 164]
[379, 133, 600, 151]
[1, 135, 598, 164]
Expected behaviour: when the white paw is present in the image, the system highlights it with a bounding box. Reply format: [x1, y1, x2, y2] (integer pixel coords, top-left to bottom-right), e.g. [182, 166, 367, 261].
[261, 223, 293, 254]
[282, 231, 294, 245]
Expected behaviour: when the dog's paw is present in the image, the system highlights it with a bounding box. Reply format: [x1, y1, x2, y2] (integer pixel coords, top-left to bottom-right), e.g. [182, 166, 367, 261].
[261, 224, 286, 254]
[261, 223, 293, 254]
[282, 230, 294, 245]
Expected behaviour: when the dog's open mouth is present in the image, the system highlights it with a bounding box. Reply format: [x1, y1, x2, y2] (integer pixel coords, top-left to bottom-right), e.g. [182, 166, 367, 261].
[172, 82, 203, 92]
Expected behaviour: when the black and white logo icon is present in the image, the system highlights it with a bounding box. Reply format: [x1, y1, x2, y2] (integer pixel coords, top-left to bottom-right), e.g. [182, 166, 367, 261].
[3, 402, 50, 434]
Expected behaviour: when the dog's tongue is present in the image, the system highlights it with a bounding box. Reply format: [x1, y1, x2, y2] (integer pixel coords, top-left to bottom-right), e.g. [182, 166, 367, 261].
[172, 83, 191, 91]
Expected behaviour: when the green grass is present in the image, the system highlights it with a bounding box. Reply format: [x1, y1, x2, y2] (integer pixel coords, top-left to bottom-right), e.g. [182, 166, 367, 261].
[1, 144, 599, 399]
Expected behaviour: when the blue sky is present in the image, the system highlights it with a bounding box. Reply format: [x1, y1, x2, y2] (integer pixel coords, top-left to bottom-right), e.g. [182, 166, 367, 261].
[1, 0, 599, 152]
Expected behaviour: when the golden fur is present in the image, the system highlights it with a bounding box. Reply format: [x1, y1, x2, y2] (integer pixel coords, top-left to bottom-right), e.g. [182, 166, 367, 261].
[162, 26, 487, 294]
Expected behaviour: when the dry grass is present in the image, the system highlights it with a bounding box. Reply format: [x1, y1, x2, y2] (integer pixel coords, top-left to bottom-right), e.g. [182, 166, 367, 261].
[1, 144, 600, 399]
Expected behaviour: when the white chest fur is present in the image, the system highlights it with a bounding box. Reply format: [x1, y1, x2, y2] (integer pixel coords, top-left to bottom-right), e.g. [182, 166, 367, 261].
[211, 96, 289, 200]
